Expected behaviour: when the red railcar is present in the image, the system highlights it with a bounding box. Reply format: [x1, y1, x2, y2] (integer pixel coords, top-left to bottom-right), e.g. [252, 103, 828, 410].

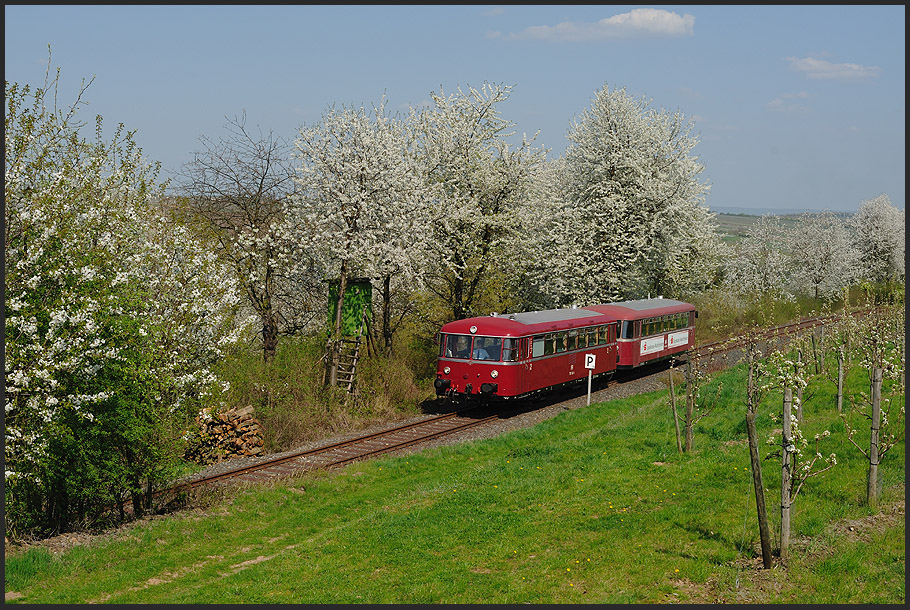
[585, 298, 696, 369]
[434, 298, 696, 400]
[434, 307, 618, 399]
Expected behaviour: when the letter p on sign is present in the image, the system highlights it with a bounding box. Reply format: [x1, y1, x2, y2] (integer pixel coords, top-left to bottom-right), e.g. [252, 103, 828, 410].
[584, 353, 596, 369]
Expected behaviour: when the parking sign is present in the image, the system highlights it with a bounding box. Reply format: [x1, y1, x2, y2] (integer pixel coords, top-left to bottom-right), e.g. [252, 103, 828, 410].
[584, 353, 596, 369]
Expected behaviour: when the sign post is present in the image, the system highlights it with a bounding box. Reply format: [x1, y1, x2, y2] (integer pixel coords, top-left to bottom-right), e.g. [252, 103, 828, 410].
[584, 353, 596, 406]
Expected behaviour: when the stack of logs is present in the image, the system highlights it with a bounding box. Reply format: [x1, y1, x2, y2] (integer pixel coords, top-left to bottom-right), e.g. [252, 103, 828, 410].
[184, 405, 264, 464]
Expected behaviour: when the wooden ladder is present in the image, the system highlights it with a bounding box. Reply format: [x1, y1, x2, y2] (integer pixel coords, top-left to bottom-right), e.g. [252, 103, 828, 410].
[334, 307, 373, 394]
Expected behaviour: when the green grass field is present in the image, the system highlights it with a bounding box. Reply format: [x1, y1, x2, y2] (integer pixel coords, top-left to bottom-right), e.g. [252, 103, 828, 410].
[4, 354, 904, 604]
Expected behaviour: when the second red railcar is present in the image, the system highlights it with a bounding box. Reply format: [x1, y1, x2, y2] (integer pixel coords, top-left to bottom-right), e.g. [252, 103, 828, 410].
[586, 298, 696, 369]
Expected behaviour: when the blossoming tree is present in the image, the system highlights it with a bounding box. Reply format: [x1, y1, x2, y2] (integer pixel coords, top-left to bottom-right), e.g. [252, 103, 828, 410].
[786, 212, 859, 300]
[414, 82, 546, 321]
[530, 84, 721, 305]
[848, 194, 905, 285]
[724, 215, 792, 300]
[292, 98, 429, 379]
[5, 65, 246, 535]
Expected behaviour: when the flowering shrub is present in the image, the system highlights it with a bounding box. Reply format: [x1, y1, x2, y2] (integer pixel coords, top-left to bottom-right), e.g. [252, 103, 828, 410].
[5, 67, 249, 536]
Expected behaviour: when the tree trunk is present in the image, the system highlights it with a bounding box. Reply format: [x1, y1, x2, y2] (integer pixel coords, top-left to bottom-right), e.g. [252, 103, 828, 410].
[780, 387, 793, 562]
[669, 364, 682, 454]
[836, 346, 844, 413]
[381, 273, 393, 351]
[867, 367, 883, 506]
[262, 314, 279, 363]
[746, 351, 773, 569]
[811, 332, 819, 375]
[684, 358, 694, 452]
[328, 260, 348, 388]
[795, 349, 804, 424]
[452, 274, 465, 320]
[819, 325, 825, 373]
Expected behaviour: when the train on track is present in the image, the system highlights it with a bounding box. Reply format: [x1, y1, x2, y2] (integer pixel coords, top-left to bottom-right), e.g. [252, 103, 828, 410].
[434, 297, 697, 400]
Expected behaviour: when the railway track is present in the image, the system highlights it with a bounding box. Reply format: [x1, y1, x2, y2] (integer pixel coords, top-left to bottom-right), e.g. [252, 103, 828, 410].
[151, 306, 875, 505]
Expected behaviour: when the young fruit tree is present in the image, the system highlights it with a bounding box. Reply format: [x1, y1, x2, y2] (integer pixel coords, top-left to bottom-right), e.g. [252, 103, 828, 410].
[5, 67, 247, 536]
[762, 349, 837, 562]
[292, 98, 429, 381]
[840, 307, 905, 506]
[743, 343, 774, 569]
[414, 82, 546, 322]
[530, 83, 722, 306]
[177, 112, 323, 362]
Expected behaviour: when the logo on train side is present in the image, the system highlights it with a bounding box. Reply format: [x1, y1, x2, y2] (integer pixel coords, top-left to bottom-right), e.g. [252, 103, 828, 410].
[640, 336, 664, 355]
[668, 330, 689, 347]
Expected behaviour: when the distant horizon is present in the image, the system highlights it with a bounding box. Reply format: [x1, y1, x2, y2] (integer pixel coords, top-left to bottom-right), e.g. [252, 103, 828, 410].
[708, 203, 900, 216]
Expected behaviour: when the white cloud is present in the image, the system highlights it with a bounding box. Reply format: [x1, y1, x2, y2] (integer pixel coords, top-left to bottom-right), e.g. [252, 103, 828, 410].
[766, 91, 811, 113]
[786, 56, 881, 80]
[506, 8, 695, 42]
[679, 87, 705, 100]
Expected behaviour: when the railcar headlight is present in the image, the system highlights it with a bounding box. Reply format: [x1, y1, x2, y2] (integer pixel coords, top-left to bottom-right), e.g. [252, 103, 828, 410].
[491, 369, 499, 378]
[443, 366, 451, 374]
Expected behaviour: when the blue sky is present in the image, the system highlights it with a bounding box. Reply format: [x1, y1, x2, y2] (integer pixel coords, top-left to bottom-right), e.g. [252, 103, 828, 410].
[5, 5, 905, 213]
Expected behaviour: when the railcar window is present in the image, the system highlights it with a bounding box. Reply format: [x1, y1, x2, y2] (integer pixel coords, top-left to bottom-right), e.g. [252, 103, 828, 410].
[544, 334, 555, 356]
[533, 336, 545, 357]
[445, 334, 472, 359]
[620, 321, 633, 339]
[438, 334, 446, 357]
[555, 331, 566, 353]
[586, 328, 597, 347]
[501, 338, 519, 362]
[567, 330, 578, 351]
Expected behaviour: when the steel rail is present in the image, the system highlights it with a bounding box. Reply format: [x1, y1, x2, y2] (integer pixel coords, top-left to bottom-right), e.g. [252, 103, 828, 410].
[166, 406, 486, 489]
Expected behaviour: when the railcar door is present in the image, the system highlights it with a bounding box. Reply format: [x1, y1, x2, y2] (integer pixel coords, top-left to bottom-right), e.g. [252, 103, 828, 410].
[518, 337, 531, 395]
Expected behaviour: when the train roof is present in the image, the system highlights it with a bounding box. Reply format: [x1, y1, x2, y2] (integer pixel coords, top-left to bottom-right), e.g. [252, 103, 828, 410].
[585, 298, 694, 319]
[439, 307, 615, 336]
[438, 299, 695, 337]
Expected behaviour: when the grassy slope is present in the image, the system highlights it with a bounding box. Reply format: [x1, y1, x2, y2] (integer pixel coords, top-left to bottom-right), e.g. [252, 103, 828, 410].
[5, 357, 904, 604]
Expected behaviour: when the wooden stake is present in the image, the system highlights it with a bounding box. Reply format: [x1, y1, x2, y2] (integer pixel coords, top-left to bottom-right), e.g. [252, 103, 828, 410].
[781, 387, 793, 562]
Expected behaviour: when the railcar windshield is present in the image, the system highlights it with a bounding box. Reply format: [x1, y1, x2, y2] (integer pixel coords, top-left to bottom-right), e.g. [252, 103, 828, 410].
[441, 334, 508, 361]
[472, 336, 502, 361]
[501, 338, 519, 362]
[443, 334, 472, 359]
